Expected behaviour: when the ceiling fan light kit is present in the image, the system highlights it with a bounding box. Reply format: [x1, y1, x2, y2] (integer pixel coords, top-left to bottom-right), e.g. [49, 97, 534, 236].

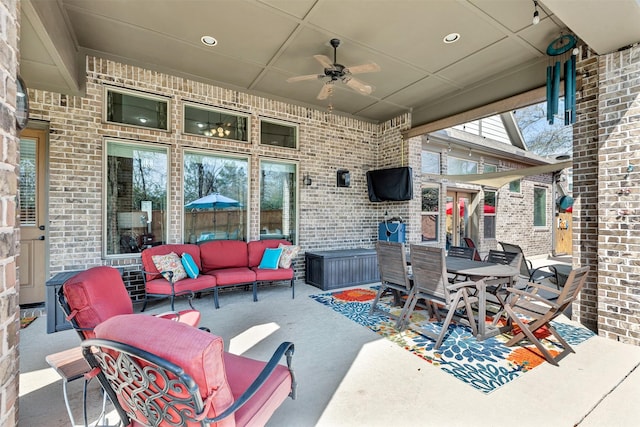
[287, 38, 380, 100]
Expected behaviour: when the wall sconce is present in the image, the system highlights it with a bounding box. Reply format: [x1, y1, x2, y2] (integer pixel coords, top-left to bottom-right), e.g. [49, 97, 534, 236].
[337, 169, 350, 187]
[303, 174, 312, 186]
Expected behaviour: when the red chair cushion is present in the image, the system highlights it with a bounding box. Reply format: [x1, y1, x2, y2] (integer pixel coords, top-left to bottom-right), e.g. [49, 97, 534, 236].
[200, 241, 249, 272]
[141, 244, 201, 282]
[224, 352, 293, 426]
[94, 314, 236, 427]
[211, 268, 256, 286]
[247, 240, 291, 268]
[63, 266, 133, 339]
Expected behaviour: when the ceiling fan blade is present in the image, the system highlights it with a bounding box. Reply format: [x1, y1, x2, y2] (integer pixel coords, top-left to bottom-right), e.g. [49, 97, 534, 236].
[317, 83, 334, 100]
[343, 76, 373, 95]
[287, 74, 324, 83]
[345, 62, 381, 74]
[314, 54, 335, 69]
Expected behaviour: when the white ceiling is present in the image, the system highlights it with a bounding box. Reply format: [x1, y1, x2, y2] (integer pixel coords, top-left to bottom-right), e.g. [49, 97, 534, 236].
[19, 0, 640, 128]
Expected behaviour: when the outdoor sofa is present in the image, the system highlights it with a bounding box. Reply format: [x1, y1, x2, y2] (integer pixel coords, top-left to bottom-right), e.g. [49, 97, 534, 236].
[140, 239, 298, 310]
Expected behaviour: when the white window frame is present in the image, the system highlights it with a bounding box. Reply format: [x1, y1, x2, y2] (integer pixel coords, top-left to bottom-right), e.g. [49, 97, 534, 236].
[259, 117, 299, 150]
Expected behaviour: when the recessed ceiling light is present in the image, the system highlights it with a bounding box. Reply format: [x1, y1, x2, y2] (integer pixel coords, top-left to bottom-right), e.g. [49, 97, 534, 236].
[201, 35, 218, 47]
[138, 117, 148, 124]
[443, 33, 460, 44]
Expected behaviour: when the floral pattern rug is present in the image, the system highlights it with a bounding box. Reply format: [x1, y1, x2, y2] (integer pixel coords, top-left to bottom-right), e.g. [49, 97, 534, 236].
[310, 287, 595, 393]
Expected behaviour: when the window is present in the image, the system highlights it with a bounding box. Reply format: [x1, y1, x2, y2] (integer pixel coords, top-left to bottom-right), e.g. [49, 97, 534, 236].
[183, 152, 248, 243]
[447, 157, 478, 175]
[484, 164, 497, 173]
[421, 151, 440, 174]
[105, 87, 169, 130]
[509, 180, 521, 193]
[484, 190, 496, 238]
[533, 187, 547, 226]
[19, 138, 37, 225]
[260, 160, 297, 242]
[105, 140, 168, 256]
[260, 119, 297, 149]
[421, 186, 439, 242]
[183, 104, 249, 142]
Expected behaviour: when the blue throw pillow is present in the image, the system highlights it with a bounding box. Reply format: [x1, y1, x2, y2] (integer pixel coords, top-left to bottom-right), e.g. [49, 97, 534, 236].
[258, 247, 283, 269]
[181, 253, 199, 279]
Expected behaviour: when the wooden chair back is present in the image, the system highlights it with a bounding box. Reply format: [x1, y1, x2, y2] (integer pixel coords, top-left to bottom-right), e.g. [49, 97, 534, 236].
[376, 241, 411, 291]
[555, 266, 589, 309]
[447, 246, 476, 260]
[409, 245, 449, 302]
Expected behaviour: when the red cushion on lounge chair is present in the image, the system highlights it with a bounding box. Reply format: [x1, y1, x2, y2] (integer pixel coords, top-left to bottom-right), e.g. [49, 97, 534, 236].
[224, 352, 293, 426]
[94, 314, 236, 426]
[63, 266, 133, 339]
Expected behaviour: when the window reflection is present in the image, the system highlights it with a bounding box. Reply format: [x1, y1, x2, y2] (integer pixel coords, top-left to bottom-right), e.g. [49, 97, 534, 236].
[105, 141, 167, 256]
[260, 161, 297, 242]
[183, 152, 248, 243]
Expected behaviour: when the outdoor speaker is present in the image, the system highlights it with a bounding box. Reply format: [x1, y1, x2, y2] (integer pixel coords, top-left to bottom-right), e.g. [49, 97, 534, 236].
[337, 169, 350, 187]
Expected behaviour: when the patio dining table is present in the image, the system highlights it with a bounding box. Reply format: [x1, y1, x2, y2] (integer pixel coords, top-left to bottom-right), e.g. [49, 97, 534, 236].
[445, 257, 520, 341]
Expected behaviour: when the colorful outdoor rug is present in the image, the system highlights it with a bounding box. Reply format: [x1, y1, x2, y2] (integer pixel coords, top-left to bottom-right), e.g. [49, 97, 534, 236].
[20, 316, 37, 329]
[310, 287, 595, 393]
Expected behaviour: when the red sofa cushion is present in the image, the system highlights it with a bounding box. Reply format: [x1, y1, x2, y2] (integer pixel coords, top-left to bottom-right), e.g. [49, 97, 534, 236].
[63, 266, 133, 339]
[211, 268, 256, 286]
[247, 240, 291, 268]
[200, 240, 249, 272]
[145, 275, 217, 295]
[94, 314, 236, 427]
[252, 267, 293, 282]
[141, 244, 201, 282]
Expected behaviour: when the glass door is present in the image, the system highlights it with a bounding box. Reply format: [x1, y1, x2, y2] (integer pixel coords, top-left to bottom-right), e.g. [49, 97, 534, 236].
[446, 191, 472, 249]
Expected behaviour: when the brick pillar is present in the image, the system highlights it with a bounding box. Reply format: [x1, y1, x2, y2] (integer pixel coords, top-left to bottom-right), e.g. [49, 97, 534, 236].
[596, 46, 640, 344]
[572, 48, 600, 332]
[0, 0, 21, 425]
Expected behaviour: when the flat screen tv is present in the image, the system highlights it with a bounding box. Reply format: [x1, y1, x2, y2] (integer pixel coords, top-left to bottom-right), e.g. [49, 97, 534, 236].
[366, 166, 413, 202]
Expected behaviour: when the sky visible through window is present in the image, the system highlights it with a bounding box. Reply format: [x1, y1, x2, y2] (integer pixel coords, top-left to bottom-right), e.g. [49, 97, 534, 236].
[513, 98, 572, 158]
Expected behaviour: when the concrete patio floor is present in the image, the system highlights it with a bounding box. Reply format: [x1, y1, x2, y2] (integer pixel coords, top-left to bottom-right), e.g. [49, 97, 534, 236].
[19, 263, 640, 427]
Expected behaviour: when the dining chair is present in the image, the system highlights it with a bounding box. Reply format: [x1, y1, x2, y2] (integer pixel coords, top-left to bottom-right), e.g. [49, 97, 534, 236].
[502, 266, 589, 366]
[369, 241, 412, 322]
[477, 250, 523, 321]
[397, 245, 477, 349]
[462, 237, 483, 261]
[498, 241, 563, 288]
[447, 245, 477, 283]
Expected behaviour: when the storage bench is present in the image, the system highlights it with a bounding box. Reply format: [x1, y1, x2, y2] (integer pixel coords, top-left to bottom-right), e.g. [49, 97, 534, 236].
[305, 248, 379, 291]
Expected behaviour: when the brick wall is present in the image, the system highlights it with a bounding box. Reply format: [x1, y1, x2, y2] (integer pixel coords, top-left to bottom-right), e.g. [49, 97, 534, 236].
[27, 56, 411, 298]
[595, 46, 640, 344]
[0, 0, 21, 424]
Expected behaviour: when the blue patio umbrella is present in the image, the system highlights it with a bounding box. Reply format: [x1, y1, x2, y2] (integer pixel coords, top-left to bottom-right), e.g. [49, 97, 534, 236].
[185, 193, 241, 209]
[185, 193, 242, 241]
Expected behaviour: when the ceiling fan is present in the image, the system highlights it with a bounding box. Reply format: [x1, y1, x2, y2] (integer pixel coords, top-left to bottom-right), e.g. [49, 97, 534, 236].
[287, 38, 380, 100]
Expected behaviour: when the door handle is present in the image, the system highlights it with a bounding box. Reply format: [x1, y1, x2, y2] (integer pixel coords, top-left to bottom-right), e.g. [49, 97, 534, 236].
[38, 236, 45, 240]
[39, 225, 45, 230]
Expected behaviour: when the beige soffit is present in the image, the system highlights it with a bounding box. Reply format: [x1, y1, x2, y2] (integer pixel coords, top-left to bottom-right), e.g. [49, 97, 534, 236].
[424, 161, 573, 189]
